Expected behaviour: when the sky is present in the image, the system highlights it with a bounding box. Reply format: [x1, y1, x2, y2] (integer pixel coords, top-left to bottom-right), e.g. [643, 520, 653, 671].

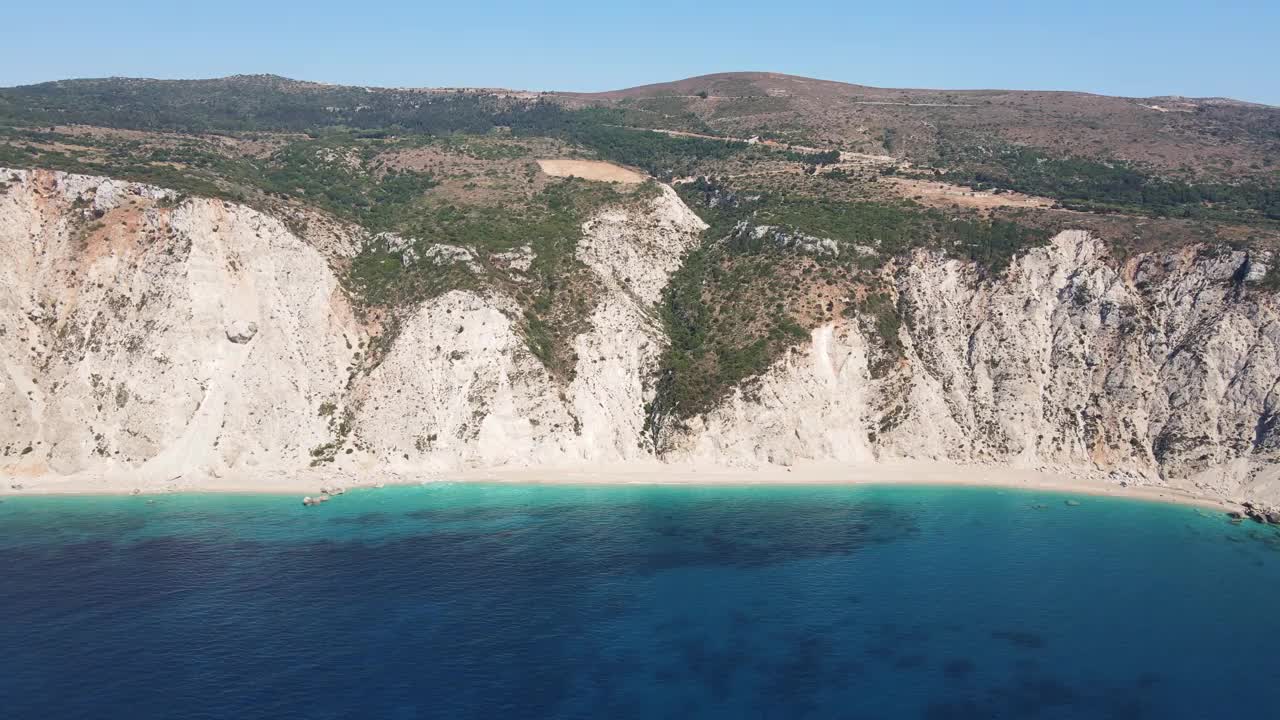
[4, 0, 1277, 105]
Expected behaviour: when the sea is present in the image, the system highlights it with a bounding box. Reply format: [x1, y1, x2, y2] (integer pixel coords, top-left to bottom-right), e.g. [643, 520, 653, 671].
[2, 483, 1278, 719]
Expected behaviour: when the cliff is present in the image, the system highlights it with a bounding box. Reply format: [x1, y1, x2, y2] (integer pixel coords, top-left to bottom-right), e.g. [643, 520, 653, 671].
[3, 168, 1277, 502]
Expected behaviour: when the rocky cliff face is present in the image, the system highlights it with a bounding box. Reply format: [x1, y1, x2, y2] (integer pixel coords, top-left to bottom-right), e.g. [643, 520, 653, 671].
[671, 231, 1280, 501]
[0, 169, 361, 484]
[3, 168, 1277, 501]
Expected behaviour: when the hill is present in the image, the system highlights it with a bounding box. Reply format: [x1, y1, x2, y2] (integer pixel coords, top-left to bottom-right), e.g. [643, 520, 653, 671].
[2, 72, 1280, 503]
[556, 71, 1280, 184]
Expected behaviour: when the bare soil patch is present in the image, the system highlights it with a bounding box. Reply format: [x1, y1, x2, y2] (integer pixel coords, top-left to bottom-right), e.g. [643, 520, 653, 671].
[885, 176, 1054, 211]
[536, 159, 646, 184]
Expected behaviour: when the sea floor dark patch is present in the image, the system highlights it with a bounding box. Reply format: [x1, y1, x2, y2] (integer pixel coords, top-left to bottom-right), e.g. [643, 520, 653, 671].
[943, 658, 975, 680]
[990, 629, 1047, 650]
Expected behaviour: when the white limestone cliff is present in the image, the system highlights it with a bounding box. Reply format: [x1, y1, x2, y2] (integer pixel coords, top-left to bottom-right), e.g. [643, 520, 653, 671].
[2, 168, 1277, 503]
[670, 231, 1280, 502]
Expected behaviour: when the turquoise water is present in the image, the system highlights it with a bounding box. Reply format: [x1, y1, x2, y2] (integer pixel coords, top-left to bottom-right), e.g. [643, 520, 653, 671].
[1, 483, 1278, 719]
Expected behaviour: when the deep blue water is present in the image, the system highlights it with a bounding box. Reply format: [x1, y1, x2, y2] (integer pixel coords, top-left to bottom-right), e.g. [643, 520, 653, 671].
[2, 484, 1279, 719]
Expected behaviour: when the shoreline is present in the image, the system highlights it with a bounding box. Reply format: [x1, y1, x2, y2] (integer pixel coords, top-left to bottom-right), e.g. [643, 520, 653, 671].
[0, 460, 1240, 512]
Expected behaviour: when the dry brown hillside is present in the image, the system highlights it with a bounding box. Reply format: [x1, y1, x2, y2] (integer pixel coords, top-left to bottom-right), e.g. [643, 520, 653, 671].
[554, 71, 1280, 182]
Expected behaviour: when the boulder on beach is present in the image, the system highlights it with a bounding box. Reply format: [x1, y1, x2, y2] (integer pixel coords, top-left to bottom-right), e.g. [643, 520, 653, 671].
[225, 320, 258, 344]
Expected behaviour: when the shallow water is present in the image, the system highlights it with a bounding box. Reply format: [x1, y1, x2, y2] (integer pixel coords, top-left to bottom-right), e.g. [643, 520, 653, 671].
[2, 484, 1278, 719]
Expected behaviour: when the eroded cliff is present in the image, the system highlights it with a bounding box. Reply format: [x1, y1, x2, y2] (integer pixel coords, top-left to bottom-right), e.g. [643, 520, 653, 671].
[672, 231, 1280, 501]
[2, 168, 1277, 502]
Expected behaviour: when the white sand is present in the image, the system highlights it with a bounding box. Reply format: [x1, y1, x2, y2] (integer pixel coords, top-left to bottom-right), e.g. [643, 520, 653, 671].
[0, 460, 1238, 512]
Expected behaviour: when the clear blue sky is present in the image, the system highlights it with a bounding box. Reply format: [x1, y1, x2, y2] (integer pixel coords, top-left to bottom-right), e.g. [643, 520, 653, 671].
[4, 0, 1276, 104]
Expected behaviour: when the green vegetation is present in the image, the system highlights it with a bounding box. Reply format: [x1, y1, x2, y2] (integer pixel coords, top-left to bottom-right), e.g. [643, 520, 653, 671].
[679, 178, 1046, 274]
[0, 73, 756, 182]
[643, 178, 1049, 445]
[5, 74, 1276, 424]
[259, 139, 438, 229]
[850, 291, 902, 378]
[0, 127, 236, 199]
[938, 141, 1280, 224]
[709, 95, 792, 120]
[558, 124, 746, 179]
[781, 148, 841, 165]
[0, 76, 508, 134]
[310, 403, 356, 465]
[506, 104, 749, 178]
[346, 179, 653, 379]
[0, 120, 656, 382]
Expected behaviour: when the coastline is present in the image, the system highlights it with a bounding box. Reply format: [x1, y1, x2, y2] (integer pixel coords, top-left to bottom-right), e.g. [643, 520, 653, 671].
[0, 460, 1240, 512]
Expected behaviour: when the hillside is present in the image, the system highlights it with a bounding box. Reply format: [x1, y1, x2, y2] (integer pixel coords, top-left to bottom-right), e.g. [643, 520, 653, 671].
[2, 72, 1280, 503]
[559, 71, 1280, 184]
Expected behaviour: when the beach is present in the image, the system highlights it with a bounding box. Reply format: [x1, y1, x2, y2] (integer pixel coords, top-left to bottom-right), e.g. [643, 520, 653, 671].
[0, 460, 1239, 511]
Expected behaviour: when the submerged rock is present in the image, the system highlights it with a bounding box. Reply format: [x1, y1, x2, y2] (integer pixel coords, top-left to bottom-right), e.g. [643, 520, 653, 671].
[302, 495, 330, 507]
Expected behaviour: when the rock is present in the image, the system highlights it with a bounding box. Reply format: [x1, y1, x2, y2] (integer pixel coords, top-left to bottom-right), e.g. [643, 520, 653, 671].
[225, 320, 258, 344]
[738, 223, 839, 258]
[1227, 511, 1244, 520]
[320, 486, 345, 496]
[302, 495, 330, 507]
[492, 245, 534, 274]
[1243, 252, 1270, 283]
[9, 484, 23, 490]
[1267, 512, 1280, 525]
[420, 243, 483, 272]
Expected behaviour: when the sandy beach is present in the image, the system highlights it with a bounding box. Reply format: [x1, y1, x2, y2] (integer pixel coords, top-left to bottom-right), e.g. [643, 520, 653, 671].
[0, 460, 1240, 512]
